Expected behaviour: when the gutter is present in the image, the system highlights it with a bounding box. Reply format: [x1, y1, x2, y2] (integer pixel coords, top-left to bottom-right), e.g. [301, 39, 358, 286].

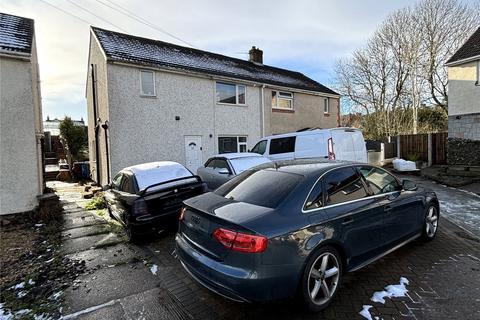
[445, 54, 480, 67]
[0, 51, 31, 61]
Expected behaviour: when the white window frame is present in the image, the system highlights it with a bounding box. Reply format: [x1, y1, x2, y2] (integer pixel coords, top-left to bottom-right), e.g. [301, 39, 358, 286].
[323, 97, 330, 114]
[272, 91, 294, 110]
[218, 135, 248, 153]
[140, 70, 156, 97]
[215, 82, 247, 105]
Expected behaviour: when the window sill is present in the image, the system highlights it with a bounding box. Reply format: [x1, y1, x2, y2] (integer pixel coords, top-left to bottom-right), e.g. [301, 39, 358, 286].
[216, 102, 248, 107]
[324, 112, 330, 117]
[272, 108, 294, 113]
[140, 94, 157, 99]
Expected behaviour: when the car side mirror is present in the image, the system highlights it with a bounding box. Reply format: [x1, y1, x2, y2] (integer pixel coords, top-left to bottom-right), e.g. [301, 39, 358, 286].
[218, 168, 230, 175]
[402, 179, 417, 191]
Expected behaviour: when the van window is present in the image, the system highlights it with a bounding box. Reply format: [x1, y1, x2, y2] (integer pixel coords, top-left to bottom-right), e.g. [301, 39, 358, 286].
[269, 137, 296, 155]
[251, 140, 267, 154]
[324, 168, 368, 206]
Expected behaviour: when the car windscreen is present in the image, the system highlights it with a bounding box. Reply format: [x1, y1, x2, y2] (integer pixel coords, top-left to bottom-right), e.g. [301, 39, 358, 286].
[229, 157, 271, 174]
[214, 169, 302, 208]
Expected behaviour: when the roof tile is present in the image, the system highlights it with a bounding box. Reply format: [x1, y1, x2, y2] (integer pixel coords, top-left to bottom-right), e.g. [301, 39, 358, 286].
[447, 26, 480, 64]
[92, 27, 338, 95]
[0, 12, 34, 55]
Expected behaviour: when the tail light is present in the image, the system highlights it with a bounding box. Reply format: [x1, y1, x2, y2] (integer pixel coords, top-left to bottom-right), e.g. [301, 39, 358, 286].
[132, 199, 148, 216]
[328, 138, 335, 160]
[179, 207, 186, 221]
[213, 228, 268, 253]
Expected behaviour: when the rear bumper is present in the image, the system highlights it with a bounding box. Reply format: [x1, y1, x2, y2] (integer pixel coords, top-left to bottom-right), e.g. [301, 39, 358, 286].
[175, 232, 299, 303]
[129, 211, 179, 234]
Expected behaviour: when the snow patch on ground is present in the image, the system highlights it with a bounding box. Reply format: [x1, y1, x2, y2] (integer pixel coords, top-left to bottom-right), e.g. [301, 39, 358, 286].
[359, 305, 373, 320]
[150, 264, 158, 275]
[371, 277, 409, 303]
[360, 277, 410, 319]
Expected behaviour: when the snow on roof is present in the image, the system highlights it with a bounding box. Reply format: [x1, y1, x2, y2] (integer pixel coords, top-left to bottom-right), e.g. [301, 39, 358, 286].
[123, 161, 193, 190]
[0, 12, 34, 55]
[91, 27, 338, 95]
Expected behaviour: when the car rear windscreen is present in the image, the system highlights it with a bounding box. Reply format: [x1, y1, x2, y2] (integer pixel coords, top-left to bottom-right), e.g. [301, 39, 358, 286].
[214, 170, 302, 208]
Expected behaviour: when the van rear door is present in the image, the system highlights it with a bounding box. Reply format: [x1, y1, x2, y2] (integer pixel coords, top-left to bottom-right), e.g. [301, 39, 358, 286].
[331, 129, 356, 161]
[294, 133, 327, 159]
[351, 130, 368, 162]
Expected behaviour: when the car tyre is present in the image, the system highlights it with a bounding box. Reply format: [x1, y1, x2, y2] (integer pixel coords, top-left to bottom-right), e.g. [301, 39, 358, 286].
[125, 224, 141, 243]
[421, 204, 439, 241]
[300, 246, 343, 313]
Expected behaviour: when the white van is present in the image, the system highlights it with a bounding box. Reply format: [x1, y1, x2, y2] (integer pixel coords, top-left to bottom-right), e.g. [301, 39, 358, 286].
[250, 128, 367, 163]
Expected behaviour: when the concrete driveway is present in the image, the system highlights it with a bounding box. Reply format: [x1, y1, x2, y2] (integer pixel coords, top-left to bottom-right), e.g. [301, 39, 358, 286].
[50, 180, 480, 320]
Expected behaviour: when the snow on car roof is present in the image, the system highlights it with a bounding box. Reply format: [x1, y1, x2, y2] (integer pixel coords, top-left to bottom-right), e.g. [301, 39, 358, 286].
[123, 161, 193, 190]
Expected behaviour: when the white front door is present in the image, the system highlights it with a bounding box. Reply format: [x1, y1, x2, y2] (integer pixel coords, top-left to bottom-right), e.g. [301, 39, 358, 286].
[184, 136, 203, 174]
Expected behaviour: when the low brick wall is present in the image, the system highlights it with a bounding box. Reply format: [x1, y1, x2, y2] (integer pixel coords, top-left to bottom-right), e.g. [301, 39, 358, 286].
[447, 138, 480, 166]
[448, 113, 480, 140]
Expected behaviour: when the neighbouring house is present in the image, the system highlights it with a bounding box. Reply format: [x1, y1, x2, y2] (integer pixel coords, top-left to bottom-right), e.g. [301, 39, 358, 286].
[86, 27, 340, 184]
[0, 12, 44, 215]
[446, 26, 480, 141]
[43, 116, 85, 156]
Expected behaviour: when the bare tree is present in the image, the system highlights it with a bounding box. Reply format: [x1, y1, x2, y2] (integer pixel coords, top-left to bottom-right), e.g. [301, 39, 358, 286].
[335, 0, 480, 137]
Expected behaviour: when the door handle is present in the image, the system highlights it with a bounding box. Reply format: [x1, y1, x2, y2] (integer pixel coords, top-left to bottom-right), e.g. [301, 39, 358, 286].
[342, 217, 354, 225]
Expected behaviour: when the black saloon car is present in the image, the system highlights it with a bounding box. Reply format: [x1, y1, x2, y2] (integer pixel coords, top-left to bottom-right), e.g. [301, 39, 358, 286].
[104, 161, 205, 242]
[175, 160, 439, 312]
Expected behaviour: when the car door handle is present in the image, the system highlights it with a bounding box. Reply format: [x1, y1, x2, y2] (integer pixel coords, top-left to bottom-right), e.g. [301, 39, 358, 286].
[342, 217, 354, 225]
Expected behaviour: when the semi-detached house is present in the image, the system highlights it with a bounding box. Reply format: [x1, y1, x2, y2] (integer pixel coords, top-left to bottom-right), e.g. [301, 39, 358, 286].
[86, 27, 340, 185]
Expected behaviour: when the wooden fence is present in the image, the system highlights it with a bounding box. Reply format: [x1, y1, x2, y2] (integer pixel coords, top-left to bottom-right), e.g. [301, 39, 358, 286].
[394, 132, 447, 165]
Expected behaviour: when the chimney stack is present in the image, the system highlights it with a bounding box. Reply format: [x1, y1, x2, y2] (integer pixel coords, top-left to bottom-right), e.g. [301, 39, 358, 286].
[249, 46, 263, 64]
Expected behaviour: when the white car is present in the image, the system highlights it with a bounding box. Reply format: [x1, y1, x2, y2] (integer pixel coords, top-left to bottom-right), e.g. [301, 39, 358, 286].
[250, 128, 367, 163]
[197, 153, 271, 190]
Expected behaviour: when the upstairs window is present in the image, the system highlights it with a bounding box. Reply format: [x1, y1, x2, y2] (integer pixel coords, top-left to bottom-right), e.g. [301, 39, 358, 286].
[140, 70, 155, 96]
[216, 82, 246, 105]
[324, 98, 330, 113]
[272, 91, 293, 110]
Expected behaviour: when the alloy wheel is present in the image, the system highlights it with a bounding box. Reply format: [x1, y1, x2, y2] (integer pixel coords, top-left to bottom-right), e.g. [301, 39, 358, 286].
[307, 252, 340, 306]
[426, 206, 438, 237]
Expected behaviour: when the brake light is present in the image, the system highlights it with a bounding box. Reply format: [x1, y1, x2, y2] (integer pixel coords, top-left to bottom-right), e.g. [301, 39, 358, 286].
[179, 207, 186, 221]
[328, 137, 335, 160]
[212, 228, 268, 253]
[132, 199, 148, 216]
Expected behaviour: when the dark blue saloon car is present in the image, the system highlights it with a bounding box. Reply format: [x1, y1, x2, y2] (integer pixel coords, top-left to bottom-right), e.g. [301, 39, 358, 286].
[175, 160, 439, 312]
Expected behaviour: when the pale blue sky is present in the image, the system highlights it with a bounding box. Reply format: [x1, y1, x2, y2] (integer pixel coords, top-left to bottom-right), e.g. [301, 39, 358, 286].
[1, 0, 419, 121]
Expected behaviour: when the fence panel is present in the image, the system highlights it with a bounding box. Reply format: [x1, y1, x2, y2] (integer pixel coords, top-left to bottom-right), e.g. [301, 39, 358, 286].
[432, 132, 448, 165]
[399, 134, 429, 161]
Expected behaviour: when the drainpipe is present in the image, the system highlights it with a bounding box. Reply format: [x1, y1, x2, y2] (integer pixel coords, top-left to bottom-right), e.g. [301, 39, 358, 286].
[101, 120, 110, 183]
[91, 65, 101, 184]
[261, 85, 265, 137]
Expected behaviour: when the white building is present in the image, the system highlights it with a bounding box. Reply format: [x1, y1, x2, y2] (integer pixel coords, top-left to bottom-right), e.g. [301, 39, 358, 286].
[87, 27, 340, 185]
[0, 13, 44, 215]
